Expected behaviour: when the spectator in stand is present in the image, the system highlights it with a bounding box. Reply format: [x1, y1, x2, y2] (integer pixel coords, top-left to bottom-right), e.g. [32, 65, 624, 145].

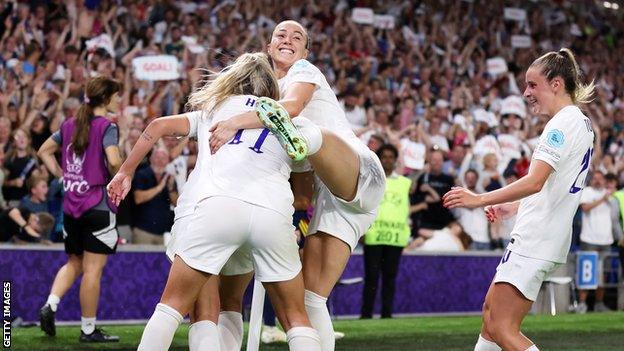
[453, 169, 490, 250]
[341, 89, 368, 131]
[0, 146, 6, 209]
[0, 117, 12, 152]
[19, 175, 49, 213]
[480, 153, 505, 192]
[607, 176, 624, 276]
[131, 146, 178, 245]
[577, 171, 614, 313]
[490, 170, 520, 249]
[605, 173, 624, 294]
[405, 222, 472, 252]
[0, 206, 54, 243]
[443, 144, 468, 179]
[498, 95, 529, 172]
[413, 149, 455, 230]
[366, 133, 385, 154]
[397, 123, 428, 174]
[3, 129, 38, 206]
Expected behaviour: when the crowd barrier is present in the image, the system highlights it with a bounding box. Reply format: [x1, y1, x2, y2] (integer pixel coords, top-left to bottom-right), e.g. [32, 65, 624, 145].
[6, 245, 618, 322]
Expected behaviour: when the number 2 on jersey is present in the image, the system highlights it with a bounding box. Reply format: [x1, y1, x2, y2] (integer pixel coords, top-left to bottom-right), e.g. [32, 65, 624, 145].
[228, 128, 270, 154]
[569, 147, 593, 194]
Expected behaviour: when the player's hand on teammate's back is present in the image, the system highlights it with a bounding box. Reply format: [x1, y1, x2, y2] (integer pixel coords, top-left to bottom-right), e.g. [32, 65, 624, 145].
[107, 171, 133, 206]
[209, 119, 238, 154]
[442, 186, 482, 209]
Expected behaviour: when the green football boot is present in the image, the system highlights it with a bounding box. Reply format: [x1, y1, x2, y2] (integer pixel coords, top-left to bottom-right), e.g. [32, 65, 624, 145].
[255, 97, 309, 161]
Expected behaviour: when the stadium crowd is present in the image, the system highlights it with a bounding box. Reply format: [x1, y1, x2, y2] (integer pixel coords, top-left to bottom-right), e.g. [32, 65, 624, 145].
[0, 0, 623, 253]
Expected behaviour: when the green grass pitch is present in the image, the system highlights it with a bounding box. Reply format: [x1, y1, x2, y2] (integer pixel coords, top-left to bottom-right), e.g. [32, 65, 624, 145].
[9, 312, 624, 350]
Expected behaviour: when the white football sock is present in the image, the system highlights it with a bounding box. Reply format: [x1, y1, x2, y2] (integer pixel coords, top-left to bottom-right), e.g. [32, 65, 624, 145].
[474, 334, 501, 351]
[525, 345, 539, 351]
[304, 290, 334, 351]
[218, 311, 243, 351]
[293, 117, 323, 155]
[189, 320, 220, 351]
[287, 326, 322, 351]
[137, 303, 183, 351]
[81, 316, 96, 334]
[46, 294, 60, 312]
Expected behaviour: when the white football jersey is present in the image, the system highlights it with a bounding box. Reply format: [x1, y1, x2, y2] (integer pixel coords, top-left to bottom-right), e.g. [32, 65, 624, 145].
[174, 96, 295, 220]
[279, 59, 362, 148]
[173, 110, 204, 220]
[166, 155, 189, 192]
[508, 105, 594, 263]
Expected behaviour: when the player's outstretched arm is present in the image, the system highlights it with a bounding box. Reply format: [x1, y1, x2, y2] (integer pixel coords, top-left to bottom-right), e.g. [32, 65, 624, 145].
[209, 82, 316, 153]
[443, 160, 553, 209]
[107, 113, 192, 205]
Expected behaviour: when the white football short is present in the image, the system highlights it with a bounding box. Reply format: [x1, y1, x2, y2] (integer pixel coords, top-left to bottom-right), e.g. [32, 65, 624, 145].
[220, 243, 254, 277]
[166, 196, 301, 282]
[167, 217, 254, 276]
[493, 249, 560, 301]
[308, 142, 386, 251]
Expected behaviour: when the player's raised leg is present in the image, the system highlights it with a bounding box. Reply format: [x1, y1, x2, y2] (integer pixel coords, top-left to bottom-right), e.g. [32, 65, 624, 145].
[256, 97, 360, 202]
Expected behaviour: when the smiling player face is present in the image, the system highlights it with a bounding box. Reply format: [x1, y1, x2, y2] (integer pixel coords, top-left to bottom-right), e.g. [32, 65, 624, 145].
[268, 21, 309, 69]
[523, 66, 557, 117]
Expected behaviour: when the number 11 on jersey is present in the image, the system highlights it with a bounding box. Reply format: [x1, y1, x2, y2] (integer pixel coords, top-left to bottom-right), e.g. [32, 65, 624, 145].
[228, 128, 271, 154]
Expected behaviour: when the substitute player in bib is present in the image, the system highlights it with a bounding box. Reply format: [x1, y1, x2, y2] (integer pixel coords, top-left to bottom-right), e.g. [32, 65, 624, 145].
[107, 53, 321, 351]
[37, 76, 123, 342]
[209, 21, 386, 351]
[443, 48, 595, 351]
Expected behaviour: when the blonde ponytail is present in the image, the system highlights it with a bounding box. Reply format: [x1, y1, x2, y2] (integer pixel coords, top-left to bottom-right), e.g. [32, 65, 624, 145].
[187, 53, 280, 117]
[557, 48, 595, 104]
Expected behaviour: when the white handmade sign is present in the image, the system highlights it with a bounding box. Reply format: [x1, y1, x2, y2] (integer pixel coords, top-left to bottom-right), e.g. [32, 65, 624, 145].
[486, 57, 508, 76]
[351, 8, 375, 25]
[86, 34, 115, 57]
[511, 35, 531, 48]
[132, 55, 180, 81]
[504, 7, 527, 21]
[373, 15, 395, 29]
